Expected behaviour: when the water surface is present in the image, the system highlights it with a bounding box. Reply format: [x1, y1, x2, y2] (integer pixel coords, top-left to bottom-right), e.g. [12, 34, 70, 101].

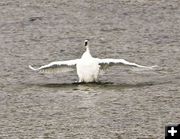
[0, 0, 180, 138]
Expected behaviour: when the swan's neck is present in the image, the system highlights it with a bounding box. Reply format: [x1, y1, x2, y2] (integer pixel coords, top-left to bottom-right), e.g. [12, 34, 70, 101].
[82, 45, 92, 58]
[86, 45, 90, 53]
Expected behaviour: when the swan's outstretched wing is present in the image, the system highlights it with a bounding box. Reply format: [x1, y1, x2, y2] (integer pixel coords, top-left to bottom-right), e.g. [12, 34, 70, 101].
[29, 59, 79, 73]
[97, 58, 154, 70]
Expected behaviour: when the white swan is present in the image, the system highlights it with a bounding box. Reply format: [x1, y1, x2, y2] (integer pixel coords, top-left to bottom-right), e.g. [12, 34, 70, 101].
[29, 40, 154, 83]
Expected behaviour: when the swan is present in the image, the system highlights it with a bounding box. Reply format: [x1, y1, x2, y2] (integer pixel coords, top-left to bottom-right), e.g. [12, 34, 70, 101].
[29, 40, 155, 83]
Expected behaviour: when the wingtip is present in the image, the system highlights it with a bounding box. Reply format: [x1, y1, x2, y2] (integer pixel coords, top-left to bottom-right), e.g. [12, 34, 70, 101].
[146, 65, 159, 70]
[29, 65, 37, 71]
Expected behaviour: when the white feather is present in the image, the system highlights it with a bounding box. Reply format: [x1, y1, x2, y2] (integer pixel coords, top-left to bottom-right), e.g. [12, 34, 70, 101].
[29, 40, 156, 82]
[29, 59, 79, 73]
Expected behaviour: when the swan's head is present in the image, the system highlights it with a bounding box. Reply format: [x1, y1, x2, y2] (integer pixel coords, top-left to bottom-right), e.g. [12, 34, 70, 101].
[84, 39, 89, 47]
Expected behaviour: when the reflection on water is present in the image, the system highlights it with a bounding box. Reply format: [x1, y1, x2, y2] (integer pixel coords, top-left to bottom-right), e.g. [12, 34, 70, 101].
[28, 80, 165, 90]
[17, 80, 164, 96]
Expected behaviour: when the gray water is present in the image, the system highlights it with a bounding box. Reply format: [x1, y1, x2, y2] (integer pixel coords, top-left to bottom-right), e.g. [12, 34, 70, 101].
[0, 0, 180, 139]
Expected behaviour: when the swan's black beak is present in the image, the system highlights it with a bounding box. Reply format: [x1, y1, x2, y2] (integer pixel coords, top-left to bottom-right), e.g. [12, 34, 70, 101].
[84, 39, 89, 46]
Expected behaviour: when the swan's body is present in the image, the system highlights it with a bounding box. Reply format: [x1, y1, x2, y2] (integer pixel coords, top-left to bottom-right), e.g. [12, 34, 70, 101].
[76, 48, 100, 82]
[29, 40, 154, 83]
